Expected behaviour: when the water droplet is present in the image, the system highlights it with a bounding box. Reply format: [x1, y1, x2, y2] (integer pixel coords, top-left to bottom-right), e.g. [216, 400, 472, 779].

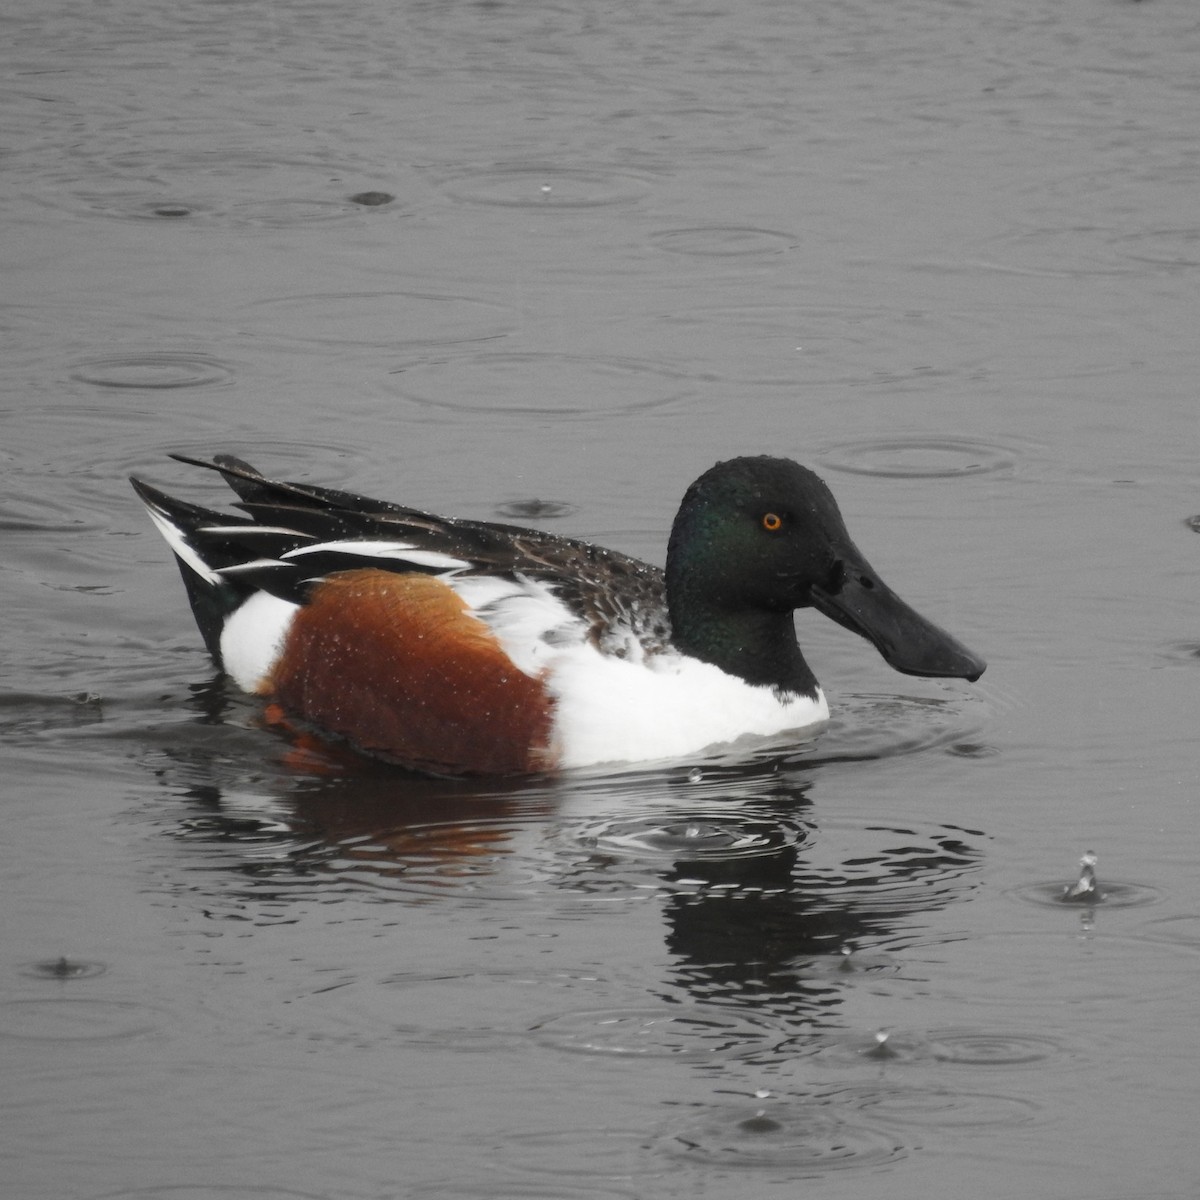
[443, 166, 649, 208]
[865, 1029, 898, 1059]
[739, 1110, 783, 1134]
[1062, 850, 1099, 902]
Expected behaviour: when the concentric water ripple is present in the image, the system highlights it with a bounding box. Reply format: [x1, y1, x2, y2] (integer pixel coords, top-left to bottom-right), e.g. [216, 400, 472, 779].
[348, 190, 396, 208]
[789, 1026, 1070, 1068]
[1157, 640, 1200, 666]
[66, 193, 220, 222]
[69, 351, 235, 390]
[529, 1004, 789, 1060]
[0, 692, 108, 739]
[925, 1029, 1069, 1067]
[787, 816, 984, 916]
[97, 1189, 326, 1200]
[0, 998, 166, 1041]
[19, 956, 108, 980]
[61, 144, 399, 228]
[409, 1183, 636, 1200]
[783, 945, 907, 982]
[1140, 914, 1200, 949]
[387, 351, 694, 416]
[495, 1127, 647, 1185]
[842, 1082, 1039, 1130]
[814, 688, 989, 764]
[75, 436, 368, 489]
[538, 807, 982, 915]
[284, 817, 545, 904]
[226, 198, 370, 226]
[783, 1028, 929, 1065]
[443, 166, 650, 208]
[819, 437, 1018, 479]
[63, 188, 399, 226]
[1111, 227, 1200, 268]
[245, 291, 518, 349]
[11, 1059, 413, 1172]
[255, 964, 649, 1053]
[652, 1096, 905, 1173]
[575, 815, 804, 863]
[306, 809, 808, 904]
[493, 498, 578, 520]
[649, 226, 797, 257]
[1009, 879, 1161, 910]
[911, 930, 1199, 1007]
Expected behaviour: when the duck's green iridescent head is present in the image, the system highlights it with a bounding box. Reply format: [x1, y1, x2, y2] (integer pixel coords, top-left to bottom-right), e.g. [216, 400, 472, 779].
[666, 456, 985, 693]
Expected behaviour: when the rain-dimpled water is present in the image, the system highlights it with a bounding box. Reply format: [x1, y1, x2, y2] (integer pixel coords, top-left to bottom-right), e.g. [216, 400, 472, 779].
[3, 1, 1198, 1198]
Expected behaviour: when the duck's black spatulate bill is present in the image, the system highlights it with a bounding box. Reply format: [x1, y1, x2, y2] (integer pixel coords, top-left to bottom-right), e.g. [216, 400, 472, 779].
[811, 551, 986, 682]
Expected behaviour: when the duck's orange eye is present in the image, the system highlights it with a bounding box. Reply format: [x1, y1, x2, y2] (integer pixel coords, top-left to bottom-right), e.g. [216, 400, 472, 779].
[761, 512, 784, 532]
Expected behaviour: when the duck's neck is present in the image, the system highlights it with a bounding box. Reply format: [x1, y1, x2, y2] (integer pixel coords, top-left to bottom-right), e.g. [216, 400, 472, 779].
[667, 596, 821, 699]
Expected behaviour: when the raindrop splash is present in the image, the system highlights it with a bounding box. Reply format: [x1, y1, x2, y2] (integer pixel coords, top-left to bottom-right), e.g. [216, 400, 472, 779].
[1062, 850, 1101, 903]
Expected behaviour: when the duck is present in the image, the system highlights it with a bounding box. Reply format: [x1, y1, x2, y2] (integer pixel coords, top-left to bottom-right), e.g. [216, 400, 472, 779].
[130, 453, 984, 775]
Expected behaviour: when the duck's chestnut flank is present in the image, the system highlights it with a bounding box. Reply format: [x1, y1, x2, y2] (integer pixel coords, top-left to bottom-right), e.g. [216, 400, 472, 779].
[269, 570, 557, 775]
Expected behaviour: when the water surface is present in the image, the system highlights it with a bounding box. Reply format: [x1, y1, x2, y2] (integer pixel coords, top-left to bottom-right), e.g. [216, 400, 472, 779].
[4, 0, 1199, 1197]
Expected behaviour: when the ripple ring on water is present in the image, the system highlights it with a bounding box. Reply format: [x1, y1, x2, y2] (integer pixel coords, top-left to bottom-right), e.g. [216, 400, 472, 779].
[69, 351, 234, 390]
[652, 1100, 905, 1172]
[529, 1004, 787, 1059]
[650, 226, 798, 257]
[576, 815, 803, 862]
[0, 998, 165, 1041]
[819, 436, 1017, 479]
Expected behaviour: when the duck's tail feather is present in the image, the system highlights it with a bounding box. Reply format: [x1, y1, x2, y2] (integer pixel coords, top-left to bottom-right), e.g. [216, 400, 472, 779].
[130, 475, 268, 663]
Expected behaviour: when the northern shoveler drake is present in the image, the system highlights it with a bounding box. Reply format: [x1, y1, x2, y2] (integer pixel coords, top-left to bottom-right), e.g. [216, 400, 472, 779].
[131, 454, 985, 775]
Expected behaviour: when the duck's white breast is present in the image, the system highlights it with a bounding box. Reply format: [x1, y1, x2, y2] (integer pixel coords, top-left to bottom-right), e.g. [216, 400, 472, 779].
[545, 644, 828, 769]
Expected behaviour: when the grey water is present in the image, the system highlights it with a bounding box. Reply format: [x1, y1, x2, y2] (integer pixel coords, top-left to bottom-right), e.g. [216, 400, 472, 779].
[3, 0, 1199, 1197]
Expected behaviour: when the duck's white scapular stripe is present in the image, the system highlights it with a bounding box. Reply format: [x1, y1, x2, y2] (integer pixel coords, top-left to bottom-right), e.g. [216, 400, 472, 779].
[143, 505, 222, 584]
[199, 524, 313, 538]
[283, 541, 470, 571]
[450, 575, 587, 675]
[198, 525, 307, 535]
[216, 558, 294, 578]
